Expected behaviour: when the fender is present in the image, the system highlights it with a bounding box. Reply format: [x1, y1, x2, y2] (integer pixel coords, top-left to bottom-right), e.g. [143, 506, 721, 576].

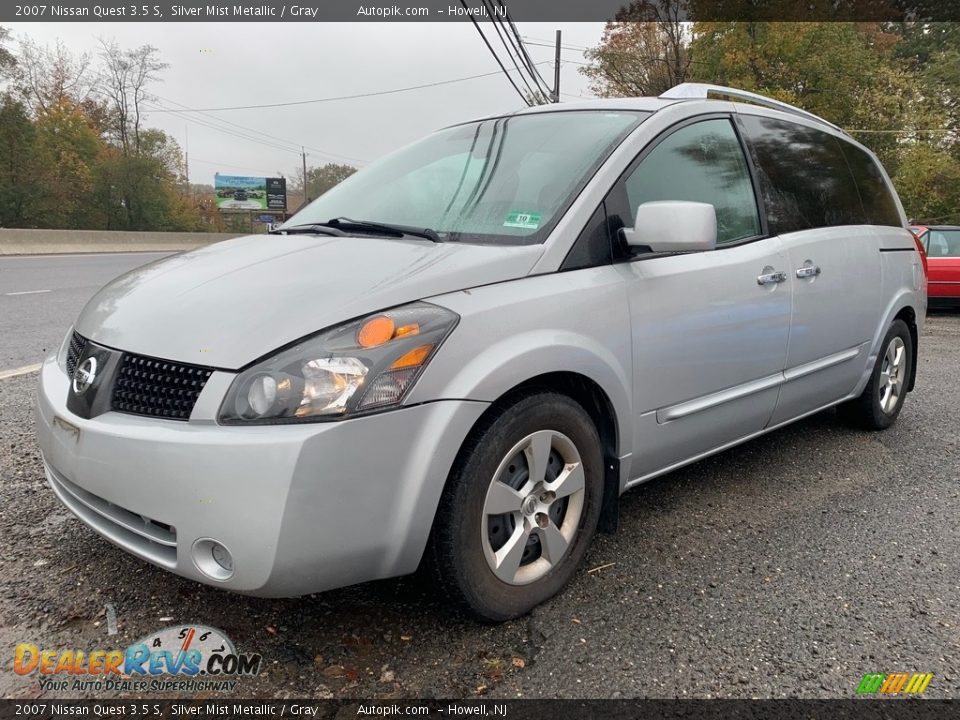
[853, 287, 924, 397]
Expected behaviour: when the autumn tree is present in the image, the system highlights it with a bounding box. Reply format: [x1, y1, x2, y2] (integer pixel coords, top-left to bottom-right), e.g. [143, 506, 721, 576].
[32, 101, 102, 229]
[581, 0, 690, 97]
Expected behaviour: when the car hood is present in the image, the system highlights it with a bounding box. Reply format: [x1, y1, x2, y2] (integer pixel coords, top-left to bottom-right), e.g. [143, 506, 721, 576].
[75, 234, 543, 369]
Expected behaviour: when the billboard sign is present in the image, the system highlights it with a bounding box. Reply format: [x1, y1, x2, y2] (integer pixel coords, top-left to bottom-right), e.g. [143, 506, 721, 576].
[266, 177, 287, 210]
[215, 175, 287, 211]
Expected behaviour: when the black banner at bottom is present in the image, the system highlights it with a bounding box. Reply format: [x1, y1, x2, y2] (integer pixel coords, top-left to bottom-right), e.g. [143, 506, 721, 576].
[0, 700, 957, 720]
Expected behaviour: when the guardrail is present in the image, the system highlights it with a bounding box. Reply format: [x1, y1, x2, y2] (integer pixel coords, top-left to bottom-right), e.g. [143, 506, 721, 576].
[0, 229, 246, 255]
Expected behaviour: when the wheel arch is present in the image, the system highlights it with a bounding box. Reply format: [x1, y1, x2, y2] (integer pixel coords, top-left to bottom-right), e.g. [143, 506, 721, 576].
[893, 305, 919, 392]
[868, 292, 921, 394]
[447, 371, 624, 535]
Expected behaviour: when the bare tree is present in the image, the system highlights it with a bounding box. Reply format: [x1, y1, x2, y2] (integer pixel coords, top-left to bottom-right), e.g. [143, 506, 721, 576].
[99, 39, 167, 154]
[15, 38, 99, 113]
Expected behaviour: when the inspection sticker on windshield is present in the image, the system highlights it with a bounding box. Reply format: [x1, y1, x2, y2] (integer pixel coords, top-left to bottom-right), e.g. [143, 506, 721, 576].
[504, 211, 541, 230]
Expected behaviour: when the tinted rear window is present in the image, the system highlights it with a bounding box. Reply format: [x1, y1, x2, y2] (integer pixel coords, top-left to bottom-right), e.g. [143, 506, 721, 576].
[840, 141, 902, 226]
[739, 115, 865, 235]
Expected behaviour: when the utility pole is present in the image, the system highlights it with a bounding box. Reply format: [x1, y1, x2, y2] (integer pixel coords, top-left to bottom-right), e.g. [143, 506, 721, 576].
[553, 29, 561, 103]
[301, 147, 308, 205]
[183, 125, 190, 189]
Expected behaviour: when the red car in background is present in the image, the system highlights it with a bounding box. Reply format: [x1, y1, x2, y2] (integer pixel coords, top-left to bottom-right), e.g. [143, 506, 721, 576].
[910, 225, 960, 309]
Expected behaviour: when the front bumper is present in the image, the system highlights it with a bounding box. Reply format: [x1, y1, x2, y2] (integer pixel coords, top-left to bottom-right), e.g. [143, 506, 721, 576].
[35, 357, 487, 596]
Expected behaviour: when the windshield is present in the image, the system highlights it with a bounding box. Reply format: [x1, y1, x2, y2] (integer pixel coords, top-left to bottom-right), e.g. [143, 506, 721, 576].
[283, 110, 648, 245]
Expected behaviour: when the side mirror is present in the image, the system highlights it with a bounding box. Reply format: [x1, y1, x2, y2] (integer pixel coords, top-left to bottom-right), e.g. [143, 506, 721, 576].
[621, 201, 717, 253]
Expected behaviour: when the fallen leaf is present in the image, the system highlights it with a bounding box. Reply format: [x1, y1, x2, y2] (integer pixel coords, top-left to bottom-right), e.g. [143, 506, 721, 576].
[511, 657, 525, 669]
[266, 625, 278, 635]
[400, 635, 412, 641]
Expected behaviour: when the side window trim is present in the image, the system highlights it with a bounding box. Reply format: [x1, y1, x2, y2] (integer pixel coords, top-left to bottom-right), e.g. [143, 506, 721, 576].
[731, 113, 770, 239]
[605, 112, 768, 262]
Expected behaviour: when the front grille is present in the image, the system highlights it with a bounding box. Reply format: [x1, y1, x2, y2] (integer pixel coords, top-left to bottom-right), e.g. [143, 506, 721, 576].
[66, 331, 87, 378]
[111, 353, 214, 421]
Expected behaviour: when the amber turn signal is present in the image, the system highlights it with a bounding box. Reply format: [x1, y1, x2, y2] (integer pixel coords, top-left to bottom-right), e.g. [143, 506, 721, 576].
[357, 315, 396, 348]
[390, 344, 433, 369]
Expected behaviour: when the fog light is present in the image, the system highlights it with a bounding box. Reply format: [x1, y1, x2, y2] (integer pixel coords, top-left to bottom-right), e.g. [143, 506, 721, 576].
[191, 538, 234, 581]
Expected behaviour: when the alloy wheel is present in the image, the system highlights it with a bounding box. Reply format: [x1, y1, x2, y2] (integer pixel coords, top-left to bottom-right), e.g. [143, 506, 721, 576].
[879, 335, 906, 414]
[480, 430, 585, 586]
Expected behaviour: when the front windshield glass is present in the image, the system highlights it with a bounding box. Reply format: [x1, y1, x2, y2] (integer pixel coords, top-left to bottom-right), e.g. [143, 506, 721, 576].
[283, 110, 648, 244]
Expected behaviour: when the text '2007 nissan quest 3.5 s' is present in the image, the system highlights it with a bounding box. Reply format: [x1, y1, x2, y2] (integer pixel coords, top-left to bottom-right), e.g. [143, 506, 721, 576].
[37, 84, 926, 621]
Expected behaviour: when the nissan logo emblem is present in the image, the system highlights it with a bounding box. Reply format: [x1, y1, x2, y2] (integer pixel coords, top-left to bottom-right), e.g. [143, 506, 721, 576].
[72, 357, 98, 395]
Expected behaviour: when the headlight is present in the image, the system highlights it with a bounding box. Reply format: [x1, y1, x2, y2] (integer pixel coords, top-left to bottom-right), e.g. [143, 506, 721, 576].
[219, 302, 458, 424]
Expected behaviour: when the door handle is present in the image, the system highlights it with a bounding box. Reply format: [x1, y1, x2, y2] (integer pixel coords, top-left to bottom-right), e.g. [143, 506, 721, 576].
[757, 270, 787, 285]
[796, 265, 822, 278]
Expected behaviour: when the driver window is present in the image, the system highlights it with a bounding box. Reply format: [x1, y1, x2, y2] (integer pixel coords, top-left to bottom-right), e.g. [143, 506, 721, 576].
[620, 118, 761, 246]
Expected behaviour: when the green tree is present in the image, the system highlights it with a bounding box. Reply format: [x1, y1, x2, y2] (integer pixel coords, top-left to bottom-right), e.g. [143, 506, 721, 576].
[295, 163, 357, 204]
[0, 94, 38, 226]
[891, 143, 960, 223]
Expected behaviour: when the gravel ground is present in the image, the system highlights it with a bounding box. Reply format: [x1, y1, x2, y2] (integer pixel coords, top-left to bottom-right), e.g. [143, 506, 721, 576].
[1, 314, 958, 700]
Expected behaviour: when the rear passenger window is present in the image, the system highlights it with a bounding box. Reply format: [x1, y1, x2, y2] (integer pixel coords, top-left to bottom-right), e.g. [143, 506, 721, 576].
[926, 229, 960, 257]
[739, 115, 865, 234]
[840, 141, 902, 226]
[620, 118, 761, 245]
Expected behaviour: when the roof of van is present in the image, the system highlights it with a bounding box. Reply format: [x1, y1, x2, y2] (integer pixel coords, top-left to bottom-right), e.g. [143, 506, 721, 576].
[510, 97, 677, 114]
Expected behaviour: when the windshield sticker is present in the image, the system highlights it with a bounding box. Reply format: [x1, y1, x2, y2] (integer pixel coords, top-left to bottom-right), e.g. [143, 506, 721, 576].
[504, 211, 541, 230]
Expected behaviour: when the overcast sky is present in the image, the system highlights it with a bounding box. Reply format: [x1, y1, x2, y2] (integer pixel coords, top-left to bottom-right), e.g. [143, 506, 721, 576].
[7, 22, 605, 184]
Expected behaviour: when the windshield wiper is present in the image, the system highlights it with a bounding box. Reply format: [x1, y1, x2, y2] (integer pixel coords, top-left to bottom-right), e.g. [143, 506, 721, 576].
[326, 217, 443, 243]
[268, 223, 346, 236]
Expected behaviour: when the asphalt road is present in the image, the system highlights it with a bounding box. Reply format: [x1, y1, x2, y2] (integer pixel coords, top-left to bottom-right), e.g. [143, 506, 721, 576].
[0, 267, 958, 699]
[0, 253, 170, 371]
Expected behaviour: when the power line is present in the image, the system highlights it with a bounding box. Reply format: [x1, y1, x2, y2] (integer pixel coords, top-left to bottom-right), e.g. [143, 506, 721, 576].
[522, 37, 590, 52]
[481, 0, 541, 101]
[486, 2, 552, 100]
[497, 6, 554, 98]
[152, 93, 366, 164]
[143, 102, 304, 155]
[190, 157, 279, 176]
[459, 0, 530, 105]
[145, 65, 547, 114]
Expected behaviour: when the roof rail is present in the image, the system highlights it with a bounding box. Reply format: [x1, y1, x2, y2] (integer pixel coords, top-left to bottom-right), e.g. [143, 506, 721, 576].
[660, 83, 844, 133]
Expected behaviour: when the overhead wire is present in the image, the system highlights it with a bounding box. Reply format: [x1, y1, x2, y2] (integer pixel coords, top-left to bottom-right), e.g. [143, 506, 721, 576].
[480, 0, 542, 102]
[459, 0, 530, 105]
[145, 65, 548, 113]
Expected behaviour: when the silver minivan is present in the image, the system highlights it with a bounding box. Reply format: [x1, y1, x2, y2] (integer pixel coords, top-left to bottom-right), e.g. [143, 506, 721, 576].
[36, 84, 926, 621]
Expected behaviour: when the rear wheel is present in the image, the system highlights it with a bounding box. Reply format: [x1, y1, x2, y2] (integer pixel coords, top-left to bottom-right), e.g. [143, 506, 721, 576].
[429, 392, 603, 622]
[838, 319, 912, 430]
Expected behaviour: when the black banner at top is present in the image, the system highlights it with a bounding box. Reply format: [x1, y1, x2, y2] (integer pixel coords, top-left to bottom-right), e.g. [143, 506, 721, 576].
[4, 0, 960, 23]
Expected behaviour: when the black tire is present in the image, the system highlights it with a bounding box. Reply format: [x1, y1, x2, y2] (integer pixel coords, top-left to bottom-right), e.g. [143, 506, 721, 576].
[428, 392, 604, 622]
[838, 319, 913, 430]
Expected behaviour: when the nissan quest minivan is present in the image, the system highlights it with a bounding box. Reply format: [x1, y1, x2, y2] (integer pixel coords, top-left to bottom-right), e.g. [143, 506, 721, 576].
[36, 84, 927, 621]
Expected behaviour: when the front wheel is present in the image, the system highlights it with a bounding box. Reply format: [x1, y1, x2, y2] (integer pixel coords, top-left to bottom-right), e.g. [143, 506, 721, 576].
[839, 319, 913, 430]
[429, 392, 603, 622]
